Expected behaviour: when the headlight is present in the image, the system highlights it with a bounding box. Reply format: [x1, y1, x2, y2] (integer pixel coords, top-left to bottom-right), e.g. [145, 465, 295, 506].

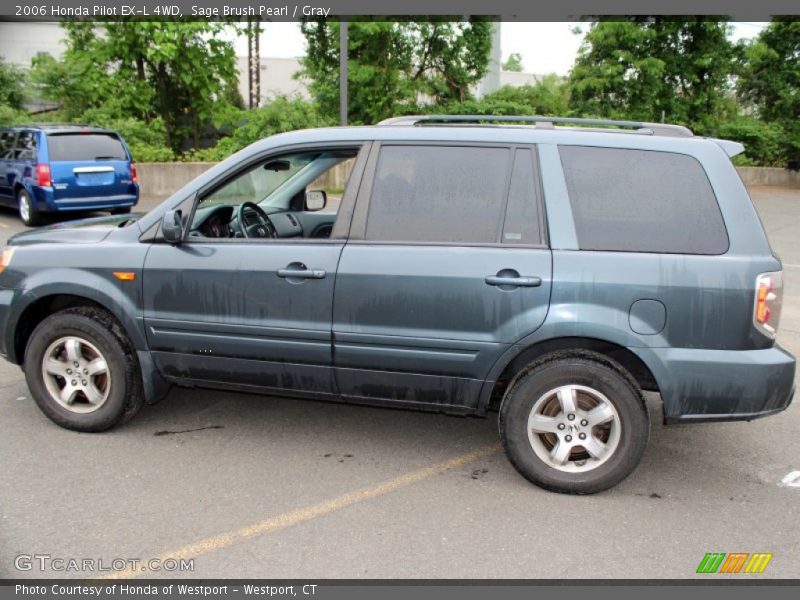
[0, 247, 16, 274]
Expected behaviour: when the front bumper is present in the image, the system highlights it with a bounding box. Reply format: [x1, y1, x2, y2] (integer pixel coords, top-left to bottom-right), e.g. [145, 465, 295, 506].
[632, 344, 796, 424]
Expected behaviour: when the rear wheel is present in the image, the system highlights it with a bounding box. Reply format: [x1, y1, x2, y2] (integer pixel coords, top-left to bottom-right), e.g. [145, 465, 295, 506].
[499, 352, 649, 494]
[17, 189, 41, 227]
[23, 307, 144, 432]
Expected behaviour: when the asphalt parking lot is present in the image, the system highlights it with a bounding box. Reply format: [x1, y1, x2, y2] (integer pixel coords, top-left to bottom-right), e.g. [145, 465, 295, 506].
[0, 187, 798, 580]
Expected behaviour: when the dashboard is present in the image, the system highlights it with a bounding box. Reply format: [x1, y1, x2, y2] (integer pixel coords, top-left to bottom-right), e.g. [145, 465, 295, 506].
[190, 204, 333, 240]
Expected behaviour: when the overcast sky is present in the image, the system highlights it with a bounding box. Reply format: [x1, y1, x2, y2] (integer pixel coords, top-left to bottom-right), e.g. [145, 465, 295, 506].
[230, 21, 769, 75]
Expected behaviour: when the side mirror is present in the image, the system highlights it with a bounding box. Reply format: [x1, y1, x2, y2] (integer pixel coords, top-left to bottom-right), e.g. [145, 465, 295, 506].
[305, 190, 327, 211]
[161, 210, 184, 244]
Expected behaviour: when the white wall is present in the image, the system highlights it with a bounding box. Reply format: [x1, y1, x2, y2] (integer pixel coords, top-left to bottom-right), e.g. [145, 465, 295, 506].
[0, 22, 65, 66]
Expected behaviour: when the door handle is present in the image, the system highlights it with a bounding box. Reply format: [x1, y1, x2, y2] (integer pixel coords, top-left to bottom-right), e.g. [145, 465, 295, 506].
[485, 275, 542, 287]
[277, 268, 326, 279]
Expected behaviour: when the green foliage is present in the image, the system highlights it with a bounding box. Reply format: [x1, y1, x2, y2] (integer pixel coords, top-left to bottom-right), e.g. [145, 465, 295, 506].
[569, 19, 737, 133]
[182, 96, 334, 162]
[503, 53, 524, 72]
[300, 19, 492, 124]
[483, 76, 570, 115]
[0, 105, 29, 127]
[737, 18, 800, 159]
[718, 117, 787, 167]
[0, 59, 27, 110]
[31, 22, 241, 153]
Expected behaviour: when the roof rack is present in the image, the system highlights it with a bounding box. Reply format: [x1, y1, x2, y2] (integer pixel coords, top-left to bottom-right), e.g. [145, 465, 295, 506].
[377, 115, 694, 138]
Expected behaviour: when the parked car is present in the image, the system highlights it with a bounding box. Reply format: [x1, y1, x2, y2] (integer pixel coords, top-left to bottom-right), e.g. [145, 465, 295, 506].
[0, 124, 139, 226]
[0, 115, 794, 493]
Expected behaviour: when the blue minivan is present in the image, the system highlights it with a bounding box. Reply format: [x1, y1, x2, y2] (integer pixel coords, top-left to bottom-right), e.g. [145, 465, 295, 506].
[0, 125, 139, 226]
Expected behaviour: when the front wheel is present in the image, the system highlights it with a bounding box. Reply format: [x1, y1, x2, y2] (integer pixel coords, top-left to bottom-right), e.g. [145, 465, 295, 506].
[23, 307, 144, 432]
[499, 352, 649, 494]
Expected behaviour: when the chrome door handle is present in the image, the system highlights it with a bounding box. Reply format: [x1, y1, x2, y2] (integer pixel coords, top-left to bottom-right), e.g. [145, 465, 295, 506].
[277, 268, 326, 279]
[485, 275, 542, 287]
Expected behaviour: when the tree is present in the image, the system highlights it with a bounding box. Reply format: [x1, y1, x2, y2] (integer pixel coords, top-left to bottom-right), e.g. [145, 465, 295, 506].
[737, 19, 800, 158]
[503, 52, 524, 72]
[300, 19, 492, 124]
[483, 75, 569, 114]
[0, 58, 26, 110]
[31, 22, 241, 152]
[568, 19, 737, 133]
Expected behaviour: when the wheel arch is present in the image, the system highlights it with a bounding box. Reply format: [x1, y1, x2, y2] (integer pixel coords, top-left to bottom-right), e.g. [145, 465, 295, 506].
[482, 336, 661, 413]
[11, 292, 144, 366]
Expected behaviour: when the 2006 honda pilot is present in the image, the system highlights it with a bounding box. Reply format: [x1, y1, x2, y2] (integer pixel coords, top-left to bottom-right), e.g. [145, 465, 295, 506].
[0, 115, 794, 493]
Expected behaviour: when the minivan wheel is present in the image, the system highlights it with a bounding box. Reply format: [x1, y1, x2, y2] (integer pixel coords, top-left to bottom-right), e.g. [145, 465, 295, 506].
[499, 352, 649, 494]
[23, 307, 144, 432]
[17, 189, 41, 227]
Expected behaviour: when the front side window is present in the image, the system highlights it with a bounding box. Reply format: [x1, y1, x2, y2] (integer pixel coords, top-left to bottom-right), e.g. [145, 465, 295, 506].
[187, 148, 359, 241]
[560, 146, 728, 254]
[0, 131, 17, 159]
[365, 145, 511, 243]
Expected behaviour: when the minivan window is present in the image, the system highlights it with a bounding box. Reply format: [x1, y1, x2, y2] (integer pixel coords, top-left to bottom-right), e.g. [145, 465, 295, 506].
[560, 146, 729, 254]
[14, 131, 37, 160]
[0, 131, 16, 159]
[502, 148, 543, 245]
[46, 133, 127, 161]
[366, 145, 510, 243]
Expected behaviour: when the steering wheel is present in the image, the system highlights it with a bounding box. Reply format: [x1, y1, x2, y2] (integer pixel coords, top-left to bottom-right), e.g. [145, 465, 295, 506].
[237, 202, 277, 239]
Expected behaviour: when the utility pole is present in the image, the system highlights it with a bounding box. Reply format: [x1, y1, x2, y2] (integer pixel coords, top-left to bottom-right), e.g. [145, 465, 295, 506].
[247, 19, 261, 109]
[339, 20, 348, 126]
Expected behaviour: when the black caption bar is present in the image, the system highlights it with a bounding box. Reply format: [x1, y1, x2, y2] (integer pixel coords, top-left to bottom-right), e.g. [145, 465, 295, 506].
[1, 0, 800, 20]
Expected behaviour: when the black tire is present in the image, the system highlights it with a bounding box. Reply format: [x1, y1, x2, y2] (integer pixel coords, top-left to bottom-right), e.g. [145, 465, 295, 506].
[23, 307, 145, 432]
[499, 351, 649, 494]
[17, 188, 42, 227]
[111, 207, 132, 215]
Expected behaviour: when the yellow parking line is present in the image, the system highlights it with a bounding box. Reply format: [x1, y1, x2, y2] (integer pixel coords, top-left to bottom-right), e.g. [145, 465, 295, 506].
[0, 221, 8, 228]
[100, 443, 501, 579]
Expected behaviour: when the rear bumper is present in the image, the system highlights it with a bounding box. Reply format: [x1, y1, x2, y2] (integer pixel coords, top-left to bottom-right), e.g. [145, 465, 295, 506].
[31, 186, 139, 212]
[631, 344, 796, 424]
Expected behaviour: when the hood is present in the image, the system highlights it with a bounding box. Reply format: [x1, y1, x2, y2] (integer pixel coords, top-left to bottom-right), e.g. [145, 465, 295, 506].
[7, 214, 143, 247]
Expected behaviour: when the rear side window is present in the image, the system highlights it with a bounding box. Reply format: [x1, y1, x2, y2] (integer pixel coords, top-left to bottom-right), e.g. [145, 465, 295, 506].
[14, 131, 37, 160]
[560, 146, 728, 254]
[365, 145, 510, 243]
[46, 133, 127, 161]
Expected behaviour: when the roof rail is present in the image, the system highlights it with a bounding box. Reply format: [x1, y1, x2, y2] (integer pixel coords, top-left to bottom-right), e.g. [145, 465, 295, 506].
[23, 122, 100, 129]
[377, 115, 694, 138]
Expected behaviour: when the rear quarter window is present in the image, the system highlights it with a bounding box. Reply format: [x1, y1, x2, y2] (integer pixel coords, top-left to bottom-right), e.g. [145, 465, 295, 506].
[559, 146, 728, 254]
[46, 133, 128, 162]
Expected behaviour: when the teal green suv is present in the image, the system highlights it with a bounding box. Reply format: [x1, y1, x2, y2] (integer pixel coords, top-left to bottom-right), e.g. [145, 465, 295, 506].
[0, 115, 794, 493]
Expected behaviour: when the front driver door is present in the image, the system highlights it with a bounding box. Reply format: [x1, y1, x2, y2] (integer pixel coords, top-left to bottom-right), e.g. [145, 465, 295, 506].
[142, 144, 367, 397]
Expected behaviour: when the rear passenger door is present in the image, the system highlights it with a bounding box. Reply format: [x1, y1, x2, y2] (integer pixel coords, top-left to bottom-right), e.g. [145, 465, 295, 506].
[333, 143, 552, 410]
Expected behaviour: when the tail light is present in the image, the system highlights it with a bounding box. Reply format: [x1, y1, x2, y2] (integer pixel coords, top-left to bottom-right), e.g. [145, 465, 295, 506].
[130, 162, 138, 184]
[753, 271, 783, 339]
[35, 163, 52, 187]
